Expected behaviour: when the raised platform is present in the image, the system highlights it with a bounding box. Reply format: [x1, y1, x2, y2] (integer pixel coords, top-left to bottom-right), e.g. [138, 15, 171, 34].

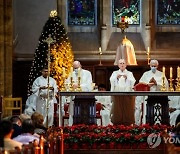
[65, 149, 164, 154]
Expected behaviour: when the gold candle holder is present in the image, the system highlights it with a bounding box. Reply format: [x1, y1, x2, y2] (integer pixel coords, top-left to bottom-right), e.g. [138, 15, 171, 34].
[147, 47, 150, 65]
[61, 81, 66, 92]
[175, 77, 180, 91]
[160, 76, 167, 91]
[76, 77, 82, 92]
[69, 77, 74, 92]
[168, 78, 174, 91]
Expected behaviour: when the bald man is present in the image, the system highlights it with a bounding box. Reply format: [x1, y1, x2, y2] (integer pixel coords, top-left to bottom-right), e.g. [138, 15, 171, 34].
[135, 59, 169, 125]
[65, 61, 93, 126]
[70, 61, 93, 91]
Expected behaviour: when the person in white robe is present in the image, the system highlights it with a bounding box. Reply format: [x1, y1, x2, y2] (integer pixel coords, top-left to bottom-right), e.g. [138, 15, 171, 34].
[31, 67, 58, 127]
[110, 59, 136, 125]
[24, 94, 37, 116]
[95, 84, 112, 126]
[65, 61, 93, 126]
[114, 36, 137, 66]
[168, 96, 180, 126]
[135, 59, 169, 125]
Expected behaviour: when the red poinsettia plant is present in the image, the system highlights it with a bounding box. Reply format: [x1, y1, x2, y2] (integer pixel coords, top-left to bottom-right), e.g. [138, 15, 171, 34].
[47, 124, 172, 149]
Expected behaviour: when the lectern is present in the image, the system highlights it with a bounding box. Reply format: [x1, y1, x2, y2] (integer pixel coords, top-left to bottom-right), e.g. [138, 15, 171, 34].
[146, 96, 169, 125]
[73, 95, 96, 125]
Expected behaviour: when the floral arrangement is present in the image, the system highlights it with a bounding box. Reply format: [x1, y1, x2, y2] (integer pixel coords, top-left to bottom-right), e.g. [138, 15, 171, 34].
[47, 124, 172, 149]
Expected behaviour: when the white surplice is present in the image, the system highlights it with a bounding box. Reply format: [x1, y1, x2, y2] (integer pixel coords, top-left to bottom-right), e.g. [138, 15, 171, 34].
[32, 76, 58, 127]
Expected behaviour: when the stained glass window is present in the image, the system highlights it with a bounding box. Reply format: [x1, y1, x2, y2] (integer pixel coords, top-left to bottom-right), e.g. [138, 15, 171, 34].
[68, 0, 96, 26]
[112, 0, 140, 25]
[157, 0, 180, 25]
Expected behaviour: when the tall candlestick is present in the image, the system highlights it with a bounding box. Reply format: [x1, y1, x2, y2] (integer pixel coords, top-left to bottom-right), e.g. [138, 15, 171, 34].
[147, 47, 150, 65]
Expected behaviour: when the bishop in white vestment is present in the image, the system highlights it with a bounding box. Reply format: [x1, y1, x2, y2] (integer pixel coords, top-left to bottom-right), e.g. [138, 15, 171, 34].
[110, 59, 136, 125]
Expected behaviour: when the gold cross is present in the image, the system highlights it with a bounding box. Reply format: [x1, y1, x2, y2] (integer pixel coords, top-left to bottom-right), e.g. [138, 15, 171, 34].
[44, 35, 56, 47]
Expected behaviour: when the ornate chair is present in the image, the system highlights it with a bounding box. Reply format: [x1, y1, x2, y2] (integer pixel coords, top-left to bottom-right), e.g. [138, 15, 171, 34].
[62, 103, 69, 126]
[2, 97, 22, 117]
[96, 102, 103, 125]
[134, 83, 150, 124]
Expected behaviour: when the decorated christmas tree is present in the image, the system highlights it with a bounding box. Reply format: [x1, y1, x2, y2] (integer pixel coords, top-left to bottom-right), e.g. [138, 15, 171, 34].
[27, 10, 74, 95]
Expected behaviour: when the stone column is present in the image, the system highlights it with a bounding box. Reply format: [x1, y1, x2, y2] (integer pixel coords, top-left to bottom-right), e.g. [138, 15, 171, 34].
[0, 0, 13, 96]
[140, 0, 151, 51]
[57, 0, 67, 29]
[0, 0, 5, 96]
[101, 0, 111, 51]
[101, 25, 107, 51]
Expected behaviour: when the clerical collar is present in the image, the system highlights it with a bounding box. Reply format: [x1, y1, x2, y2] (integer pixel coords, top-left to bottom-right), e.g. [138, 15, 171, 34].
[119, 69, 126, 73]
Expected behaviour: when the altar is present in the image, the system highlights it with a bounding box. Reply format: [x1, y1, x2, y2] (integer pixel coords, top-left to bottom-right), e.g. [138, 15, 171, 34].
[58, 91, 180, 126]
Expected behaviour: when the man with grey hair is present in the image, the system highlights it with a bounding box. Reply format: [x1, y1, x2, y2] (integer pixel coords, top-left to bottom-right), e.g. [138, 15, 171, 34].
[135, 59, 169, 125]
[139, 59, 168, 91]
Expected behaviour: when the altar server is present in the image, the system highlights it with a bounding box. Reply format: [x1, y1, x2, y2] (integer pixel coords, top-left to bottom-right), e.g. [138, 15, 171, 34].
[168, 96, 180, 126]
[95, 84, 112, 126]
[32, 67, 58, 127]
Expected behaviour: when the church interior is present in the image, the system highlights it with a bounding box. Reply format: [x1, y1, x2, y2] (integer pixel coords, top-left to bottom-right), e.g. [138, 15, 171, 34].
[0, 0, 180, 153]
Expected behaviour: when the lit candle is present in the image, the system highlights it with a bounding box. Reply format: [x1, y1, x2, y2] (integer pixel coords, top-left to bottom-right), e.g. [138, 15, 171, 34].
[170, 67, 173, 78]
[147, 47, 150, 54]
[162, 66, 165, 77]
[99, 47, 102, 55]
[177, 66, 180, 78]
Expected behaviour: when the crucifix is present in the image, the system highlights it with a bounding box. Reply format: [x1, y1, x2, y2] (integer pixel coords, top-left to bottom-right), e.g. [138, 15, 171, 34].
[44, 34, 56, 127]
